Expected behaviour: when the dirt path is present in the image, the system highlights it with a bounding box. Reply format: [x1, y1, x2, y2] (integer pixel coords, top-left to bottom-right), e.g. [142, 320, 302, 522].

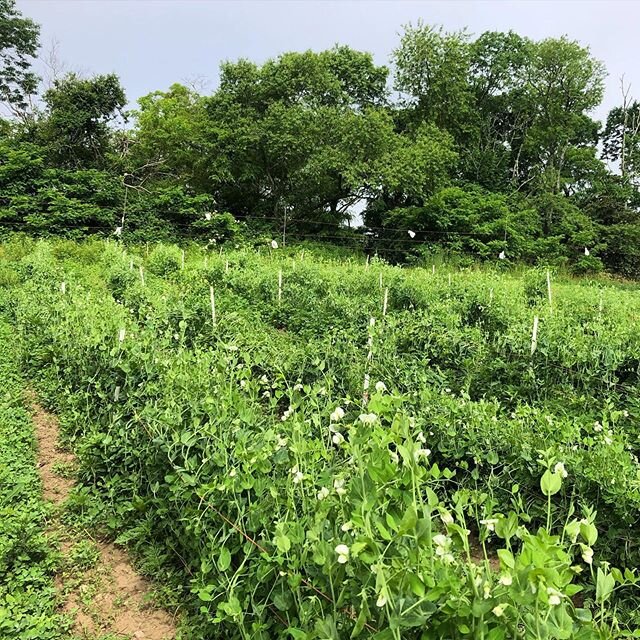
[30, 395, 177, 640]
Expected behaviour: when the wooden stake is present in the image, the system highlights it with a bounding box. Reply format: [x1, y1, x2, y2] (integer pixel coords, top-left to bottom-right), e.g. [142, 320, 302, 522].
[210, 286, 216, 327]
[278, 269, 283, 304]
[60, 282, 66, 294]
[118, 328, 126, 343]
[139, 266, 145, 287]
[432, 264, 436, 275]
[531, 316, 539, 355]
[365, 255, 370, 270]
[546, 270, 552, 312]
[225, 260, 229, 273]
[382, 288, 389, 316]
[181, 249, 185, 270]
[379, 272, 383, 289]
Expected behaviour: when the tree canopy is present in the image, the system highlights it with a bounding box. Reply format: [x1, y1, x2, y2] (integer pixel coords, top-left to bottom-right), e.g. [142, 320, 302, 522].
[0, 0, 639, 274]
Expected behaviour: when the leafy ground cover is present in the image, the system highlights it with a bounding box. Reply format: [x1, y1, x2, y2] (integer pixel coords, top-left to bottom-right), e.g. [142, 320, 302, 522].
[0, 318, 65, 639]
[5, 238, 640, 638]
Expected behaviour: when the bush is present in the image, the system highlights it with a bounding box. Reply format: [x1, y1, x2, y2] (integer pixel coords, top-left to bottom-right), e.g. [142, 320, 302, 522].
[146, 244, 182, 276]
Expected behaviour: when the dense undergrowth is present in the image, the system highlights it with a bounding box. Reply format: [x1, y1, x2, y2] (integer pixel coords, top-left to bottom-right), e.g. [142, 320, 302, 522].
[0, 317, 65, 639]
[5, 237, 640, 639]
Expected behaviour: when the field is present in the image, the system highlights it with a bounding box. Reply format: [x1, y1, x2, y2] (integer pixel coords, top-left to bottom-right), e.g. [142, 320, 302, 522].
[3, 238, 640, 639]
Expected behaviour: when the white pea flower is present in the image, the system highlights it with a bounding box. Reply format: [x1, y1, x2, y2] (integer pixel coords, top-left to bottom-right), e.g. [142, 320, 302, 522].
[547, 587, 562, 606]
[375, 381, 386, 393]
[376, 593, 387, 607]
[414, 448, 431, 461]
[293, 471, 304, 484]
[480, 518, 499, 532]
[623, 410, 629, 417]
[240, 379, 247, 388]
[317, 487, 330, 500]
[279, 570, 286, 577]
[276, 435, 288, 449]
[332, 432, 345, 445]
[432, 534, 451, 557]
[260, 375, 269, 384]
[604, 436, 613, 445]
[335, 544, 350, 564]
[389, 450, 399, 464]
[330, 407, 345, 422]
[293, 383, 303, 391]
[204, 212, 212, 221]
[281, 406, 294, 421]
[594, 421, 603, 432]
[492, 603, 507, 617]
[341, 521, 353, 532]
[229, 468, 236, 478]
[262, 390, 271, 398]
[483, 583, 492, 599]
[554, 462, 568, 478]
[581, 545, 594, 565]
[417, 431, 426, 444]
[359, 413, 377, 425]
[499, 573, 512, 586]
[408, 230, 416, 239]
[334, 478, 347, 496]
[498, 250, 506, 260]
[440, 510, 454, 526]
[271, 240, 279, 249]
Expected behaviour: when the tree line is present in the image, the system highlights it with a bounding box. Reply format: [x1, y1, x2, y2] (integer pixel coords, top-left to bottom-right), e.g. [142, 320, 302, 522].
[1, 0, 639, 274]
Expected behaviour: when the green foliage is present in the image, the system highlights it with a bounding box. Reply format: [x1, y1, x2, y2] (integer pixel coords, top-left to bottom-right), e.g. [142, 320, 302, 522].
[10, 240, 640, 638]
[0, 0, 39, 112]
[40, 73, 127, 169]
[0, 318, 65, 639]
[0, 2, 638, 275]
[146, 244, 182, 277]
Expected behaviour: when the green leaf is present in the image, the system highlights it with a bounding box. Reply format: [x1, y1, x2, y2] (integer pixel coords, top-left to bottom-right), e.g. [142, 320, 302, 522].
[375, 519, 392, 541]
[217, 546, 231, 572]
[596, 568, 615, 604]
[540, 469, 562, 496]
[407, 573, 425, 597]
[497, 548, 515, 569]
[398, 505, 418, 535]
[579, 521, 598, 546]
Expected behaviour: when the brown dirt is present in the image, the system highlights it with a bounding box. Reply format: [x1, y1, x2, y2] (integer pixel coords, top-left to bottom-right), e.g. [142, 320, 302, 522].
[469, 535, 501, 572]
[29, 391, 177, 640]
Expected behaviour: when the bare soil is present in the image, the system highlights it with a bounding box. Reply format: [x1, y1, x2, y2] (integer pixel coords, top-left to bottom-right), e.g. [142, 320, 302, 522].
[30, 392, 177, 640]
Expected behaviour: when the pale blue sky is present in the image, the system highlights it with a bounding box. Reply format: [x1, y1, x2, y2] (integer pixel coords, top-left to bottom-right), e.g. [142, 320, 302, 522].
[18, 0, 640, 122]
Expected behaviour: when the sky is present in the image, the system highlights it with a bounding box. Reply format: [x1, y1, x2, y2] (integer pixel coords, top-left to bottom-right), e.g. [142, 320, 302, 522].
[17, 0, 640, 123]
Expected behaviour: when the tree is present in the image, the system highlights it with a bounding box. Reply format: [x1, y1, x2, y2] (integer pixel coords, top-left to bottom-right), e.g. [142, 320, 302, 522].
[0, 0, 39, 115]
[132, 83, 214, 191]
[514, 37, 605, 194]
[392, 22, 472, 140]
[40, 73, 127, 169]
[602, 80, 640, 184]
[202, 47, 396, 228]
